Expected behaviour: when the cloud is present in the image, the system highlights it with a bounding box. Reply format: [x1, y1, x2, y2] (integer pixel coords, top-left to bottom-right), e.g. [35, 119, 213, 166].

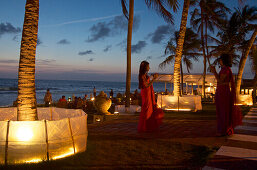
[86, 22, 111, 42]
[87, 15, 140, 42]
[0, 59, 18, 64]
[57, 39, 70, 44]
[148, 25, 171, 44]
[12, 35, 20, 42]
[103, 45, 112, 52]
[116, 39, 127, 47]
[0, 22, 21, 37]
[78, 50, 94, 56]
[110, 15, 140, 32]
[146, 56, 152, 60]
[37, 38, 42, 46]
[89, 58, 94, 62]
[131, 41, 147, 54]
[36, 59, 56, 65]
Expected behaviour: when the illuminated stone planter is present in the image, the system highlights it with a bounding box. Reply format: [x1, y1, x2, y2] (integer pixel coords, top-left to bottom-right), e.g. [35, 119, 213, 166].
[0, 107, 88, 164]
[157, 94, 202, 111]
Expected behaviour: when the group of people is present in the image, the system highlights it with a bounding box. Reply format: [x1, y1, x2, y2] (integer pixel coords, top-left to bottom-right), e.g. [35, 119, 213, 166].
[44, 90, 88, 109]
[138, 54, 242, 136]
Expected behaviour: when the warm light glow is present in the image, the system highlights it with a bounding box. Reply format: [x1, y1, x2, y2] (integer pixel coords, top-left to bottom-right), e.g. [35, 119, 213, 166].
[25, 158, 42, 163]
[16, 126, 33, 141]
[52, 148, 74, 160]
[114, 112, 119, 114]
[91, 97, 95, 101]
[184, 102, 189, 104]
[210, 83, 212, 86]
[206, 87, 211, 92]
[245, 89, 249, 94]
[165, 108, 191, 111]
[95, 118, 101, 122]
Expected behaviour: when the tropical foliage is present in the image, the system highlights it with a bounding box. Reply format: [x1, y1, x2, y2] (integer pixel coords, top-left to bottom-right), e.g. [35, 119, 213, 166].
[210, 5, 257, 95]
[190, 0, 229, 98]
[160, 28, 202, 94]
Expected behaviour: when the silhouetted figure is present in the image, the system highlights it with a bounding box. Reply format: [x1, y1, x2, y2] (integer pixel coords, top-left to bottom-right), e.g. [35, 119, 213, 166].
[110, 89, 114, 99]
[44, 89, 52, 107]
[93, 86, 96, 97]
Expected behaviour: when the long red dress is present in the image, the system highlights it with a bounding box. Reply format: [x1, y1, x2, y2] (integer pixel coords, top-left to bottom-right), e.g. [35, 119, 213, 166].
[138, 75, 164, 132]
[215, 66, 242, 136]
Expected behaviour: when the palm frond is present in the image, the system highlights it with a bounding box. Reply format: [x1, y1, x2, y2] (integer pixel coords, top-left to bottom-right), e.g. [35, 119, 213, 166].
[159, 55, 175, 69]
[121, 0, 129, 20]
[145, 0, 174, 24]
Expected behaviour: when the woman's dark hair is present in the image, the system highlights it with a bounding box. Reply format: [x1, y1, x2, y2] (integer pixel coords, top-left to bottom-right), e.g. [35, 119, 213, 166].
[219, 53, 232, 67]
[138, 61, 149, 89]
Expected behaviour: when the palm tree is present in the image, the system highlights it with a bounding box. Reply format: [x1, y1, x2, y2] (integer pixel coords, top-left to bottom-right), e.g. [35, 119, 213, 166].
[190, 0, 229, 98]
[17, 0, 39, 121]
[236, 28, 257, 95]
[121, 0, 177, 108]
[160, 28, 202, 94]
[209, 6, 257, 96]
[234, 6, 257, 95]
[173, 0, 191, 97]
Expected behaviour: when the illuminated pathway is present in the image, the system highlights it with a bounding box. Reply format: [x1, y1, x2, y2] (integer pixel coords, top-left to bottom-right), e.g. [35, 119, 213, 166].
[203, 108, 257, 170]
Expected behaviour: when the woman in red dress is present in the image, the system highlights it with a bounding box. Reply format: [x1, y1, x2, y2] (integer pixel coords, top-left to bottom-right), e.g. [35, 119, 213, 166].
[138, 61, 164, 132]
[210, 54, 242, 136]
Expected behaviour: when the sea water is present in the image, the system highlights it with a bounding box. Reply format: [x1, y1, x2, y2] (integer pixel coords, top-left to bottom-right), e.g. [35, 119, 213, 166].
[0, 78, 173, 107]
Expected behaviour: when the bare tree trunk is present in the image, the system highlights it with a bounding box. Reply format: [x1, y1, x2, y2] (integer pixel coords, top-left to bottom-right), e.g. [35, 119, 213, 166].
[125, 0, 134, 108]
[236, 29, 257, 95]
[17, 0, 39, 121]
[173, 0, 190, 97]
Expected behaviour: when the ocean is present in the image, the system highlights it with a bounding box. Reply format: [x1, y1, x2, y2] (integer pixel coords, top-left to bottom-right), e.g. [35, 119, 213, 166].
[0, 78, 172, 107]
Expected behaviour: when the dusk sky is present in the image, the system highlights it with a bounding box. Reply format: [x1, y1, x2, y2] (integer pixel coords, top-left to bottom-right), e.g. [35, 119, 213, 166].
[0, 0, 256, 82]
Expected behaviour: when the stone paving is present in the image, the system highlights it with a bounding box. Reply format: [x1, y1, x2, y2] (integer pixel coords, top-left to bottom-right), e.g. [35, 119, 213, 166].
[203, 108, 257, 170]
[88, 114, 218, 140]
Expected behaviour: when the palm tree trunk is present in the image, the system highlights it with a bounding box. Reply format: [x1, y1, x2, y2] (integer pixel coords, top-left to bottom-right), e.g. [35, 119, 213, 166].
[125, 0, 134, 108]
[17, 0, 39, 121]
[236, 28, 257, 95]
[173, 0, 190, 97]
[201, 11, 207, 99]
[180, 62, 183, 95]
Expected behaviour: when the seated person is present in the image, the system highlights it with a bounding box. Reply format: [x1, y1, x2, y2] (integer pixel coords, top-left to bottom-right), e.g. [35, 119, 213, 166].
[57, 95, 67, 108]
[76, 97, 84, 109]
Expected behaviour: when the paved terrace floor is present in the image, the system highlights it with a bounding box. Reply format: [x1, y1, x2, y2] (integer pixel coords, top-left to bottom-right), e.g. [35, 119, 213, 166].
[86, 112, 227, 169]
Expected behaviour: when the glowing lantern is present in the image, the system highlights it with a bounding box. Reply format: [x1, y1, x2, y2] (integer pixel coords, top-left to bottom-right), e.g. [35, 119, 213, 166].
[16, 126, 33, 142]
[0, 107, 88, 165]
